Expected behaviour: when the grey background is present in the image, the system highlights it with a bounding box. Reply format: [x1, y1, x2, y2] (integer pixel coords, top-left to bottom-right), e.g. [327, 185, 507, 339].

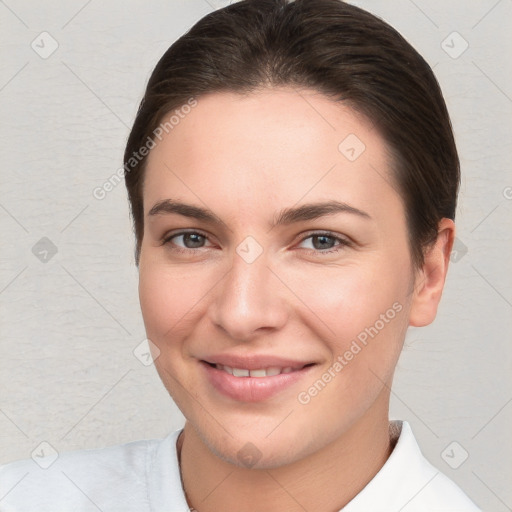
[0, 0, 511, 510]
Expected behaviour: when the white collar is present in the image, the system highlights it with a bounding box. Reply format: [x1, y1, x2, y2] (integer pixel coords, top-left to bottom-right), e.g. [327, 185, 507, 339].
[147, 420, 478, 511]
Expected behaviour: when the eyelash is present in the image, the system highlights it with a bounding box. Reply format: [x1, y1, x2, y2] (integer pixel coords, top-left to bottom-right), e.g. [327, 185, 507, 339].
[161, 230, 351, 256]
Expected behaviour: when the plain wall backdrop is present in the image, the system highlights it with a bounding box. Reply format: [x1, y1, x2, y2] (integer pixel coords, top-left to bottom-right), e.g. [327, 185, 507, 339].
[0, 0, 511, 510]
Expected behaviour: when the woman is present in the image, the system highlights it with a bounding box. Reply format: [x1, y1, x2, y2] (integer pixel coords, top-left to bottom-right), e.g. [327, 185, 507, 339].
[0, 0, 481, 510]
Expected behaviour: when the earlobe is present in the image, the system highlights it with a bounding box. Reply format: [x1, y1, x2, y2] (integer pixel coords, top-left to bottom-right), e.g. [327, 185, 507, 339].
[408, 218, 455, 327]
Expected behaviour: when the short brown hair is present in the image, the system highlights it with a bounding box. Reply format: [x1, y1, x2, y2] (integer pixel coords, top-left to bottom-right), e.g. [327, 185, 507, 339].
[124, 0, 460, 267]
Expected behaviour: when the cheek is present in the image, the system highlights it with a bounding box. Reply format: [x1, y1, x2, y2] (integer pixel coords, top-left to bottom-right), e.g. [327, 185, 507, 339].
[290, 259, 411, 391]
[138, 261, 208, 413]
[138, 261, 207, 344]
[292, 261, 410, 338]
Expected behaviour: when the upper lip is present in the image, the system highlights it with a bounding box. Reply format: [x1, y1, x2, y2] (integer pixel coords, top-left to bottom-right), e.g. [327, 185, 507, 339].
[201, 353, 316, 370]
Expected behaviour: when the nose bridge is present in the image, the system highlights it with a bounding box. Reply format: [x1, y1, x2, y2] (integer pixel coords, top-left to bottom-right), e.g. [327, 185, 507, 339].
[210, 246, 286, 340]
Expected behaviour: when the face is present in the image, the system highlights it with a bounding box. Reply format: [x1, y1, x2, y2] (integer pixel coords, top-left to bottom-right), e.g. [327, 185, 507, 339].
[139, 88, 417, 468]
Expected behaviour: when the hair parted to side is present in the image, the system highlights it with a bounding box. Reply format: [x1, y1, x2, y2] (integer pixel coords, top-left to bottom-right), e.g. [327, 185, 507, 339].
[124, 0, 460, 268]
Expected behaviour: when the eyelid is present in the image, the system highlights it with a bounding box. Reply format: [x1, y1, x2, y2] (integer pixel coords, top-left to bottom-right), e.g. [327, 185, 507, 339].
[161, 229, 352, 253]
[296, 230, 352, 246]
[161, 229, 214, 247]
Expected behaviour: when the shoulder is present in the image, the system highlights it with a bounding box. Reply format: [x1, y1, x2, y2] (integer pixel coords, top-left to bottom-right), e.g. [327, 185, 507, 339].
[0, 438, 159, 512]
[400, 422, 481, 511]
[412, 468, 482, 511]
[389, 421, 481, 511]
[344, 421, 482, 512]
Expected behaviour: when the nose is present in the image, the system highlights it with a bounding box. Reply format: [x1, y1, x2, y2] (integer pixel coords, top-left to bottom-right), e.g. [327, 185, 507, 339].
[209, 249, 289, 342]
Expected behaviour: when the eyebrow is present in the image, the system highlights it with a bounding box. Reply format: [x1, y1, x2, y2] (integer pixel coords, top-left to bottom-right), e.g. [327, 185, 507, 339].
[147, 199, 371, 227]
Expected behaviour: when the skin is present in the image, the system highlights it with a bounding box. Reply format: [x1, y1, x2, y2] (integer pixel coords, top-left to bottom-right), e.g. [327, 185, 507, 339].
[138, 87, 455, 512]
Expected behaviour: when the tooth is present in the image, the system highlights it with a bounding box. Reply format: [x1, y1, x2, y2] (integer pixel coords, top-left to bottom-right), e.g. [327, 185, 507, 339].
[223, 365, 233, 375]
[232, 368, 250, 377]
[249, 369, 267, 377]
[266, 367, 282, 376]
[282, 367, 293, 374]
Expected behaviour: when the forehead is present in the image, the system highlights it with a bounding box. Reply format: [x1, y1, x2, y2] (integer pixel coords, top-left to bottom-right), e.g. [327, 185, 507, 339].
[143, 88, 402, 225]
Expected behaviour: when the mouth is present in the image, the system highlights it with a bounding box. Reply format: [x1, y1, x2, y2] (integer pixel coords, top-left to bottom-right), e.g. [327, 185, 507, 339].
[200, 360, 317, 402]
[204, 361, 315, 377]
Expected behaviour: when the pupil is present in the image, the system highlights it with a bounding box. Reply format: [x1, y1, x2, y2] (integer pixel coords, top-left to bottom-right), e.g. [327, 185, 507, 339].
[184, 233, 204, 248]
[313, 235, 334, 250]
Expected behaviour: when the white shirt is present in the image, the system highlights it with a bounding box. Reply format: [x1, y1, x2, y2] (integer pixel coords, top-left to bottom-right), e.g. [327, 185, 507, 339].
[0, 421, 480, 511]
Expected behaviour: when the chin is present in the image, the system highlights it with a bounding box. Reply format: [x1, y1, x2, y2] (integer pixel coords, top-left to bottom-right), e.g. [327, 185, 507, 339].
[209, 436, 305, 470]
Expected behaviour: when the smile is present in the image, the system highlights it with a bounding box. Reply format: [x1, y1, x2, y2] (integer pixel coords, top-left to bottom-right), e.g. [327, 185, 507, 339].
[201, 360, 316, 402]
[213, 363, 307, 377]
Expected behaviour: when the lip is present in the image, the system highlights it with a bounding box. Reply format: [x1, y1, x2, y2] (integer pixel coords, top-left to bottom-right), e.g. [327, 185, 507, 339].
[202, 353, 314, 370]
[200, 356, 317, 402]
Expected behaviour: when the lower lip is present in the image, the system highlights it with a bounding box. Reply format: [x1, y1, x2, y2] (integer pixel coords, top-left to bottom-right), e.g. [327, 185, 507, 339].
[200, 361, 315, 402]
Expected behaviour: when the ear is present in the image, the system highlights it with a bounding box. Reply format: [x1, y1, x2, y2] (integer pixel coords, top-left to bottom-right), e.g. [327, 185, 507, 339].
[409, 218, 455, 327]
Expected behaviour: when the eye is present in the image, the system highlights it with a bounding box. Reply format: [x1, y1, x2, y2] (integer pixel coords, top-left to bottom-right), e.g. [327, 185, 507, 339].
[162, 230, 213, 253]
[297, 232, 350, 254]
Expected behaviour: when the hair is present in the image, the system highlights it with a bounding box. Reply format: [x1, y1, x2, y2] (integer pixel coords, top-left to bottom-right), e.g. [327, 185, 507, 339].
[124, 0, 460, 268]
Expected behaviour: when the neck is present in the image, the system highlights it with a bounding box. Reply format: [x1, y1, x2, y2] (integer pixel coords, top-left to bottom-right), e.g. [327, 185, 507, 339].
[179, 402, 394, 512]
